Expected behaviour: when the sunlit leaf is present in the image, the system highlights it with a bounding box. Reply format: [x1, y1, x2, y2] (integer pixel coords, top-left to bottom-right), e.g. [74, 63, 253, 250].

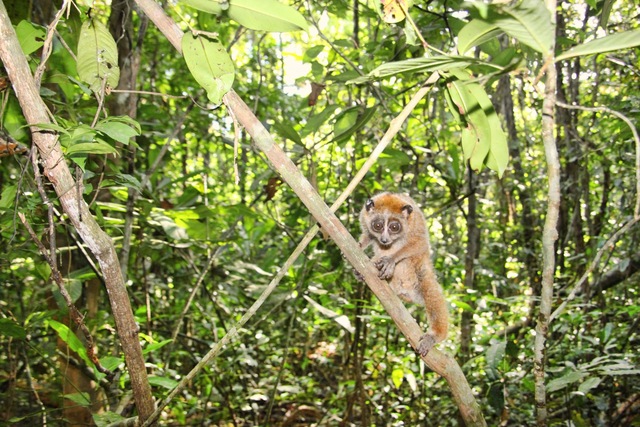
[391, 367, 404, 388]
[494, 0, 553, 53]
[457, 19, 501, 55]
[184, 0, 308, 32]
[556, 28, 640, 61]
[182, 32, 235, 106]
[95, 120, 140, 144]
[380, 0, 413, 24]
[48, 320, 94, 369]
[227, 0, 308, 32]
[16, 20, 45, 56]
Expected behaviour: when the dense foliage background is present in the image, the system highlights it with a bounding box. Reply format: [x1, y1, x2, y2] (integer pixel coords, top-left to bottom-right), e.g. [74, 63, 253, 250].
[1, 0, 639, 425]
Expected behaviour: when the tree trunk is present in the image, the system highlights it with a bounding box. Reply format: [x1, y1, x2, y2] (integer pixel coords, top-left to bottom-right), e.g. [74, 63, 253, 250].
[0, 2, 155, 423]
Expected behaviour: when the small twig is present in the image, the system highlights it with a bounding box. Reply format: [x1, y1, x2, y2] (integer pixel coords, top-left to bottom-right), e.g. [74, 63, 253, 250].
[18, 212, 113, 379]
[556, 100, 640, 218]
[34, 0, 71, 87]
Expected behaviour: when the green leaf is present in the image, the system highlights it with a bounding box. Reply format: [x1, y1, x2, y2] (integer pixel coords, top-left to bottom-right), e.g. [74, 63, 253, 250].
[391, 367, 404, 389]
[350, 55, 478, 83]
[182, 0, 307, 32]
[148, 375, 179, 390]
[143, 339, 173, 355]
[0, 318, 27, 339]
[181, 0, 227, 14]
[66, 140, 118, 155]
[486, 340, 506, 381]
[0, 184, 17, 211]
[93, 411, 127, 427]
[493, 0, 553, 54]
[272, 122, 303, 145]
[457, 19, 502, 55]
[301, 104, 339, 136]
[446, 69, 508, 176]
[64, 392, 91, 407]
[556, 28, 640, 61]
[182, 32, 235, 106]
[228, 0, 308, 32]
[578, 376, 601, 394]
[16, 20, 45, 56]
[77, 18, 120, 92]
[547, 371, 587, 393]
[48, 320, 94, 369]
[95, 120, 140, 144]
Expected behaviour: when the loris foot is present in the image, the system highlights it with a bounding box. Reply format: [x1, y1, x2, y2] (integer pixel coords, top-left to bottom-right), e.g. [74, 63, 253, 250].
[354, 269, 364, 282]
[417, 333, 437, 356]
[374, 256, 395, 280]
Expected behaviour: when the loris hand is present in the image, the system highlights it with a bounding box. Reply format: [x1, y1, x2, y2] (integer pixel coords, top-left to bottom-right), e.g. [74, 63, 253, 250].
[374, 256, 395, 280]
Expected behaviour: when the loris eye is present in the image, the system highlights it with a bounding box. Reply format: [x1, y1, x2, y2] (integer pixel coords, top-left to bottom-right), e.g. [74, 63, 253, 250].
[371, 220, 384, 232]
[388, 221, 402, 233]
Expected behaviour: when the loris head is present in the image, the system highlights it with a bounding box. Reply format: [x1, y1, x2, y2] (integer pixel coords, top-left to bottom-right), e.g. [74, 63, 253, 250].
[360, 192, 415, 248]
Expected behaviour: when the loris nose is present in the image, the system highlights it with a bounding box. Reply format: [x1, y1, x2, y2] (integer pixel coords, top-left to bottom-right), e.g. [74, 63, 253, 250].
[380, 237, 390, 245]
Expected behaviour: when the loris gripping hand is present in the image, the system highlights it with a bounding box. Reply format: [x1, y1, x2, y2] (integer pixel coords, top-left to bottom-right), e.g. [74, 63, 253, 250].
[373, 256, 395, 280]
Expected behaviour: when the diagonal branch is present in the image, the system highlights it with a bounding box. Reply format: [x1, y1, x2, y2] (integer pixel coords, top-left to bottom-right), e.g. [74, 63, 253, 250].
[133, 1, 486, 425]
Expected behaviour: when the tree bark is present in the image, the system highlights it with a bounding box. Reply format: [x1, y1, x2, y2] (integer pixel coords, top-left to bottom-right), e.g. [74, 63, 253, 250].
[534, 2, 559, 425]
[0, 2, 155, 423]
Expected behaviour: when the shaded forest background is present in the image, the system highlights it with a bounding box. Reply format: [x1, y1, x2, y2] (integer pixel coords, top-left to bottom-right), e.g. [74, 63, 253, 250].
[0, 0, 639, 426]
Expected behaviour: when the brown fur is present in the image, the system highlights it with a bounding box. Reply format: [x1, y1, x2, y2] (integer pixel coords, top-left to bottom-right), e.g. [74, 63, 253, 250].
[358, 192, 448, 355]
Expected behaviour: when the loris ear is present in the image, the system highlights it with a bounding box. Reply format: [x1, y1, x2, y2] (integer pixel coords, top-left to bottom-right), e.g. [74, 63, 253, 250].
[401, 204, 413, 216]
[365, 199, 375, 211]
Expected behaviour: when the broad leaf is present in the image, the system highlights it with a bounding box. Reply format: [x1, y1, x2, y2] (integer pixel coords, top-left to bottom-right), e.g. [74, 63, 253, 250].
[48, 320, 95, 369]
[95, 120, 140, 144]
[66, 140, 118, 155]
[457, 19, 502, 55]
[556, 28, 640, 61]
[77, 18, 120, 92]
[182, 32, 235, 106]
[16, 20, 45, 56]
[227, 0, 308, 32]
[495, 0, 553, 53]
[181, 0, 227, 14]
[183, 0, 308, 32]
[0, 318, 26, 339]
[445, 69, 509, 176]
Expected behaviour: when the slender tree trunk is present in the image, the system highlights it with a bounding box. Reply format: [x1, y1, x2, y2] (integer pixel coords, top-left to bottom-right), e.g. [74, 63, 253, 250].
[460, 167, 479, 366]
[0, 2, 156, 423]
[534, 2, 559, 425]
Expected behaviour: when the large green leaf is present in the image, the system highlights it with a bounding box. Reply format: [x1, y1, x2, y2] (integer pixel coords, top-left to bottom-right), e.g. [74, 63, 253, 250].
[350, 55, 480, 84]
[228, 0, 308, 32]
[182, 32, 235, 106]
[457, 19, 502, 55]
[48, 320, 95, 369]
[182, 0, 308, 32]
[556, 28, 640, 61]
[66, 140, 118, 155]
[445, 69, 509, 176]
[181, 0, 227, 14]
[494, 0, 553, 54]
[76, 18, 120, 92]
[16, 20, 45, 56]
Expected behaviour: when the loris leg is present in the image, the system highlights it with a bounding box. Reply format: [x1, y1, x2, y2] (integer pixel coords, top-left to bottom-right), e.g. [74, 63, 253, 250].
[417, 281, 449, 356]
